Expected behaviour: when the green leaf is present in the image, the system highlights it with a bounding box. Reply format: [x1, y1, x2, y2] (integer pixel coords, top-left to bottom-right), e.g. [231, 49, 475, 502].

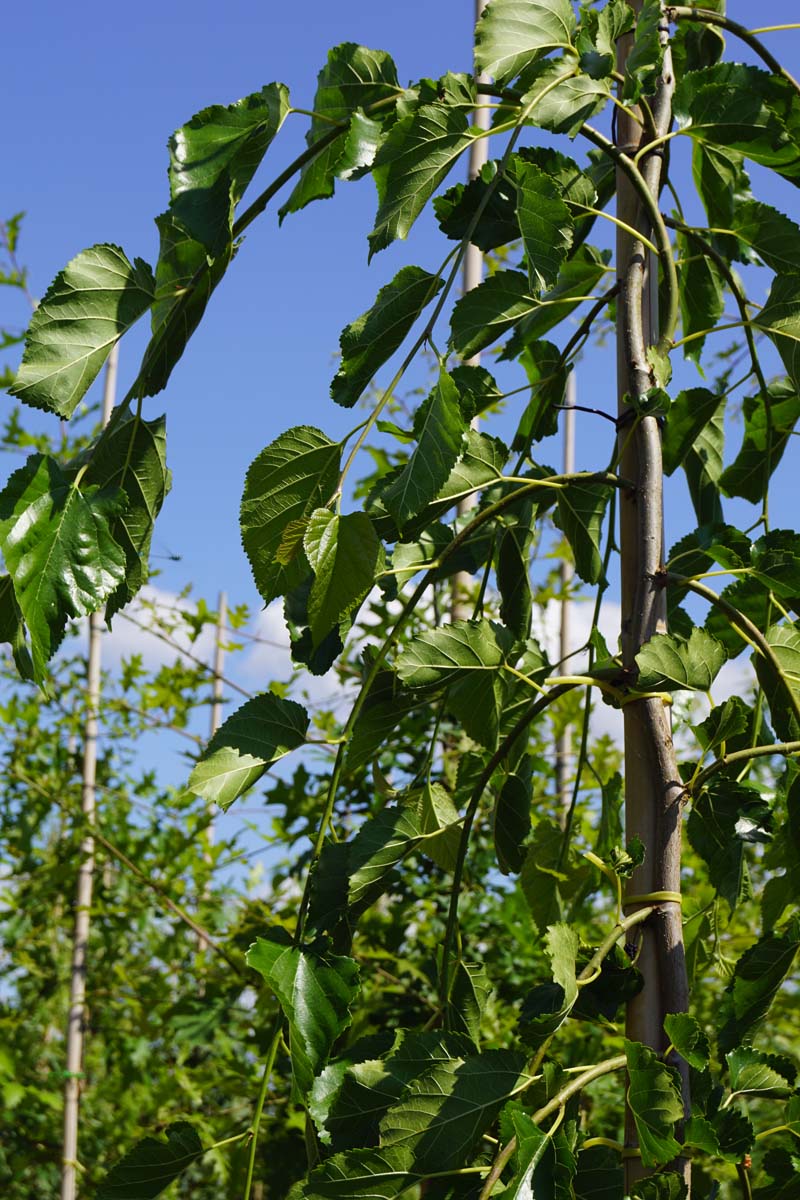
[396, 617, 510, 688]
[0, 455, 126, 681]
[168, 83, 289, 254]
[718, 923, 800, 1054]
[662, 1013, 710, 1071]
[752, 530, 800, 601]
[662, 388, 723, 476]
[554, 478, 610, 584]
[78, 410, 170, 622]
[379, 1048, 528, 1172]
[188, 693, 309, 810]
[280, 45, 399, 217]
[574, 1145, 623, 1200]
[241, 426, 341, 604]
[450, 269, 536, 359]
[684, 401, 725, 526]
[501, 245, 610, 358]
[416, 779, 461, 872]
[635, 628, 726, 692]
[754, 624, 800, 743]
[344, 668, 420, 773]
[475, 0, 577, 87]
[434, 161, 520, 251]
[299, 1147, 417, 1199]
[689, 777, 772, 908]
[695, 696, 751, 756]
[368, 75, 474, 257]
[310, 1033, 395, 1147]
[623, 0, 664, 103]
[755, 278, 800, 397]
[331, 266, 444, 407]
[136, 211, 231, 397]
[382, 372, 467, 529]
[494, 771, 531, 874]
[95, 1121, 203, 1200]
[625, 1039, 684, 1168]
[449, 961, 492, 1048]
[10, 245, 155, 418]
[0, 575, 34, 681]
[513, 340, 566, 451]
[497, 525, 532, 640]
[676, 231, 724, 367]
[499, 1110, 551, 1199]
[630, 1175, 687, 1200]
[247, 929, 359, 1099]
[304, 509, 384, 646]
[512, 160, 573, 293]
[727, 1047, 795, 1100]
[577, 0, 634, 79]
[732, 199, 800, 274]
[521, 59, 611, 138]
[521, 818, 589, 932]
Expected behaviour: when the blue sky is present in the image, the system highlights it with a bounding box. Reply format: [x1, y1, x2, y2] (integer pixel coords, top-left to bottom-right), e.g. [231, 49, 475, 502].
[4, 2, 800, 810]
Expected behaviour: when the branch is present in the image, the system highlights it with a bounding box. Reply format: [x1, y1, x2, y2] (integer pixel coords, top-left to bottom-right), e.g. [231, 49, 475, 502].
[691, 740, 800, 793]
[665, 7, 800, 99]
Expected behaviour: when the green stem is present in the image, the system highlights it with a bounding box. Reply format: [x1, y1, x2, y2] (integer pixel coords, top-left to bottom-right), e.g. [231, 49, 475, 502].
[242, 1019, 282, 1200]
[691, 740, 800, 793]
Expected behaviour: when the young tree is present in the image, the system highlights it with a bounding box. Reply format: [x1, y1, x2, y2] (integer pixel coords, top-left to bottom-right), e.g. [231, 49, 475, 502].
[5, 2, 800, 1197]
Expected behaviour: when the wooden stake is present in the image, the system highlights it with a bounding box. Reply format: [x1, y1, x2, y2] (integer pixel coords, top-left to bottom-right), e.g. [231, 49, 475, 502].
[615, 10, 690, 1192]
[61, 344, 117, 1200]
[555, 373, 575, 819]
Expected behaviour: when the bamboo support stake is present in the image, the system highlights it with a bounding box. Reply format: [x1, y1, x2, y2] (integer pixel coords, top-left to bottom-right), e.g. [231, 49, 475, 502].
[210, 591, 227, 741]
[555, 373, 576, 819]
[615, 9, 690, 1192]
[452, 0, 490, 622]
[61, 344, 118, 1200]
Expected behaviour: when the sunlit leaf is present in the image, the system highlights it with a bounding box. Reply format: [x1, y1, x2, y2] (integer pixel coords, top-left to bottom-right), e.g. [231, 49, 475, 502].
[304, 509, 385, 645]
[475, 0, 577, 87]
[625, 1039, 684, 1168]
[636, 628, 726, 692]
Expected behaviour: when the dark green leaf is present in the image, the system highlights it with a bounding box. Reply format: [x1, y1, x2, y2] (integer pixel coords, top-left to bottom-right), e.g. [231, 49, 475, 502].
[676, 232, 724, 366]
[695, 696, 751, 756]
[0, 455, 126, 681]
[663, 389, 724, 477]
[684, 400, 725, 525]
[379, 1048, 528, 1172]
[630, 1175, 687, 1200]
[635, 628, 726, 692]
[331, 266, 443, 407]
[78, 410, 170, 621]
[688, 780, 772, 909]
[434, 161, 520, 251]
[577, 0, 634, 79]
[706, 575, 770, 659]
[241, 426, 341, 604]
[501, 244, 610, 358]
[663, 1013, 710, 1071]
[0, 574, 34, 680]
[574, 1145, 623, 1200]
[625, 1039, 684, 1168]
[754, 624, 800, 743]
[383, 372, 467, 529]
[475, 0, 577, 86]
[498, 525, 532, 640]
[136, 211, 230, 397]
[499, 1110, 551, 1199]
[281, 45, 399, 217]
[10, 245, 155, 418]
[554, 478, 610, 584]
[521, 59, 611, 138]
[298, 1145, 416, 1199]
[188, 693, 309, 809]
[512, 159, 573, 293]
[169, 83, 289, 254]
[718, 923, 800, 1054]
[755, 279, 800, 397]
[727, 1047, 795, 1100]
[304, 509, 384, 646]
[450, 269, 536, 360]
[623, 0, 664, 103]
[494, 771, 531, 874]
[513, 341, 566, 450]
[95, 1121, 203, 1200]
[310, 1033, 395, 1146]
[246, 929, 359, 1099]
[368, 75, 474, 257]
[416, 779, 461, 872]
[345, 667, 420, 772]
[448, 961, 491, 1048]
[732, 200, 800, 274]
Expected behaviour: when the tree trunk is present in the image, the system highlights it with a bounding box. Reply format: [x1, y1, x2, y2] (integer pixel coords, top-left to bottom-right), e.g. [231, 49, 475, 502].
[61, 345, 118, 1200]
[615, 10, 690, 1193]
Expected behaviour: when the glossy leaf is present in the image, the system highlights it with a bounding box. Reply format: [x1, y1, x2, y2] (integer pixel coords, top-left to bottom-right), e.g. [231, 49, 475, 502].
[382, 372, 467, 529]
[241, 426, 341, 603]
[169, 83, 289, 253]
[662, 388, 722, 477]
[475, 0, 577, 87]
[0, 455, 126, 681]
[625, 1039, 684, 1168]
[396, 617, 511, 688]
[664, 1014, 708, 1073]
[379, 1048, 528, 1172]
[11, 245, 155, 418]
[188, 693, 309, 809]
[368, 74, 474, 257]
[0, 574, 34, 681]
[299, 1146, 416, 1199]
[512, 159, 573, 293]
[573, 1145, 623, 1200]
[732, 199, 800, 274]
[554, 478, 610, 584]
[304, 509, 384, 645]
[500, 1110, 550, 1199]
[718, 923, 800, 1054]
[450, 269, 536, 359]
[247, 929, 359, 1099]
[331, 266, 443, 407]
[95, 1122, 203, 1200]
[635, 628, 726, 692]
[78, 410, 170, 621]
[727, 1047, 795, 1100]
[521, 59, 611, 138]
[281, 45, 399, 217]
[577, 0, 634, 78]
